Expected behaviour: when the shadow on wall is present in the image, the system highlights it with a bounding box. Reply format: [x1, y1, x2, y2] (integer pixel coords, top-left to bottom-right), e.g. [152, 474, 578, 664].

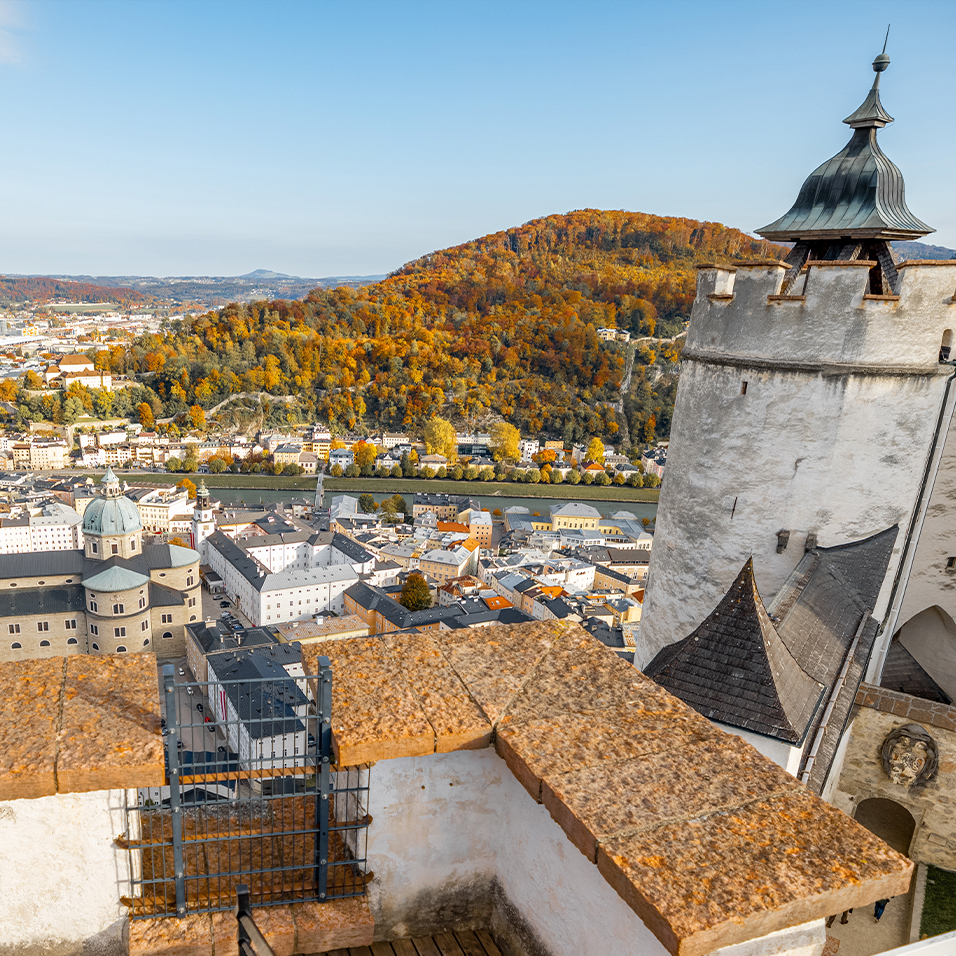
[897, 606, 956, 701]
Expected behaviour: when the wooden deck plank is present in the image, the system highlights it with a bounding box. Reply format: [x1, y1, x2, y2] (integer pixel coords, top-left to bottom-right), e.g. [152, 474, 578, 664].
[475, 931, 503, 956]
[433, 932, 466, 956]
[390, 941, 418, 956]
[350, 948, 374, 956]
[370, 944, 397, 956]
[451, 931, 487, 956]
[412, 938, 443, 956]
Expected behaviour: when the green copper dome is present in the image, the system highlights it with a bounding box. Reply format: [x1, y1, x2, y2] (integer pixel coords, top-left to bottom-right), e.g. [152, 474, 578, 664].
[82, 467, 143, 536]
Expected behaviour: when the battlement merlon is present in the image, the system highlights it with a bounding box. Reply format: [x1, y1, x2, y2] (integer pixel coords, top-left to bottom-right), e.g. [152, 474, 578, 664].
[686, 259, 956, 372]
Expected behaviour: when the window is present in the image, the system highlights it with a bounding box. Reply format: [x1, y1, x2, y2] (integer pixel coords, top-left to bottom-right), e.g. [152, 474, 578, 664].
[38, 580, 45, 585]
[161, 613, 172, 624]
[11, 642, 20, 649]
[89, 599, 98, 612]
[740, 381, 748, 395]
[143, 639, 150, 646]
[188, 597, 197, 608]
[131, 539, 136, 551]
[189, 615, 196, 622]
[39, 640, 50, 647]
[186, 576, 194, 587]
[90, 624, 99, 636]
[115, 626, 126, 638]
[948, 557, 956, 570]
[116, 645, 127, 653]
[91, 542, 98, 554]
[138, 597, 146, 609]
[65, 619, 76, 630]
[111, 543, 119, 555]
[141, 620, 149, 631]
[8, 623, 19, 634]
[67, 637, 78, 645]
[91, 642, 99, 650]
[162, 631, 172, 639]
[113, 603, 125, 615]
[37, 622, 49, 632]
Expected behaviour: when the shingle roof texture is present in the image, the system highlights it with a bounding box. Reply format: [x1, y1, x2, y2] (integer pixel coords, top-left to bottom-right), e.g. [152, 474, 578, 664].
[645, 559, 825, 743]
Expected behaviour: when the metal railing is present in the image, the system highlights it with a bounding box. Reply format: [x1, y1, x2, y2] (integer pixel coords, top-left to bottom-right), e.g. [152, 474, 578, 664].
[123, 658, 370, 919]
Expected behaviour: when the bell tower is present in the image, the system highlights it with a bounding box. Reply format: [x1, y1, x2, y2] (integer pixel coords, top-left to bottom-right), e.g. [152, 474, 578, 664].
[638, 47, 956, 669]
[191, 480, 215, 559]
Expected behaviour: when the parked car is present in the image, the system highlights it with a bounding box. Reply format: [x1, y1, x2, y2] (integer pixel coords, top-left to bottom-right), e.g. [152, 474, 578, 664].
[196, 702, 203, 713]
[186, 686, 194, 696]
[220, 601, 231, 608]
[162, 788, 225, 806]
[178, 668, 185, 676]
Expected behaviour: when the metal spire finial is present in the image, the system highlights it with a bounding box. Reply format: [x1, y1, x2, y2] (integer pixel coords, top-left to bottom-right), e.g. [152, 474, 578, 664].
[872, 25, 891, 80]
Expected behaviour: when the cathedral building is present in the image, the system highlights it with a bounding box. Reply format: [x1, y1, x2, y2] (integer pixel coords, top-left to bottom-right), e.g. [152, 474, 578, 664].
[0, 467, 202, 663]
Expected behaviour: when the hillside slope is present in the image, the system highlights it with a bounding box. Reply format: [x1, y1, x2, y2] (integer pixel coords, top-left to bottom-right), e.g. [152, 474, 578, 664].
[26, 211, 787, 447]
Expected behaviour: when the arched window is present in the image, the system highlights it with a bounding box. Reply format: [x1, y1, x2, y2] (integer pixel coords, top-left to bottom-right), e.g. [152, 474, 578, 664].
[91, 642, 99, 650]
[11, 642, 21, 649]
[143, 639, 150, 646]
[39, 640, 50, 647]
[116, 645, 127, 653]
[163, 631, 172, 639]
[67, 638, 78, 645]
[941, 329, 953, 362]
[130, 538, 136, 550]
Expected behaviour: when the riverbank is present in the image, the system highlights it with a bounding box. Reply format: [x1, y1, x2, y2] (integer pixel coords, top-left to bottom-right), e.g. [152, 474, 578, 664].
[116, 472, 660, 504]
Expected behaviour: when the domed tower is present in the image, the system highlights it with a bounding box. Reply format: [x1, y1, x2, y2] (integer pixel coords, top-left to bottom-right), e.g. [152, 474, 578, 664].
[82, 466, 144, 560]
[191, 479, 215, 559]
[638, 48, 956, 669]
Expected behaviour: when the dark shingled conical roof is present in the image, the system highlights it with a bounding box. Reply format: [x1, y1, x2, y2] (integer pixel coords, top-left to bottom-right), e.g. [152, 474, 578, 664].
[758, 50, 932, 242]
[645, 558, 825, 743]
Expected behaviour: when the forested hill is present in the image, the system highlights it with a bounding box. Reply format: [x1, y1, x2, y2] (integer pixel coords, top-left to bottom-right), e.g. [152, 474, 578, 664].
[128, 210, 788, 446]
[0, 275, 152, 307]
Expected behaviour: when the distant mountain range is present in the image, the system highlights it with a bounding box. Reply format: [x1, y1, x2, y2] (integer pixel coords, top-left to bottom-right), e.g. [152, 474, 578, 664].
[0, 271, 386, 308]
[893, 240, 956, 261]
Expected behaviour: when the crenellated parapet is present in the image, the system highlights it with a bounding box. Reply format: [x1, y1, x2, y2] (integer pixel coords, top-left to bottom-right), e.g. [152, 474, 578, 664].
[685, 259, 956, 374]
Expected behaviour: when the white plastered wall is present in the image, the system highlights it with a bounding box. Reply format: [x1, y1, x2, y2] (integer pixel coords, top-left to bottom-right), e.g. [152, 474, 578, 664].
[367, 748, 825, 956]
[0, 788, 131, 956]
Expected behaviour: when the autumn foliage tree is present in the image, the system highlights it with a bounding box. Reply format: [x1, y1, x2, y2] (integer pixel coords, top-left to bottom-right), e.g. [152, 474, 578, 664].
[399, 573, 432, 611]
[423, 416, 457, 461]
[489, 421, 520, 462]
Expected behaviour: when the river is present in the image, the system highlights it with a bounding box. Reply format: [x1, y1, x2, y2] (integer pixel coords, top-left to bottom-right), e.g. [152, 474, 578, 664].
[210, 487, 657, 523]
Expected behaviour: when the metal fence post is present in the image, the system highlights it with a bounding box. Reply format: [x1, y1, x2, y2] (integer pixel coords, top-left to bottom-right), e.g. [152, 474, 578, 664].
[162, 664, 187, 916]
[314, 656, 332, 900]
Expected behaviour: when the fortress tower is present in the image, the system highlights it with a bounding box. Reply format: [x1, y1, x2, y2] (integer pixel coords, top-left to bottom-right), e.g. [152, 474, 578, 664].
[191, 479, 215, 559]
[639, 50, 956, 670]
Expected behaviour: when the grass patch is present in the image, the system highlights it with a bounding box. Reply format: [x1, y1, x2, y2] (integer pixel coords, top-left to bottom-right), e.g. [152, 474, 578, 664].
[921, 866, 956, 939]
[116, 472, 316, 490]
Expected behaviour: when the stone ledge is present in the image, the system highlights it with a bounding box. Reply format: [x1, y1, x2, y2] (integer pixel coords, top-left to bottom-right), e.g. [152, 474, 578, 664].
[856, 682, 956, 732]
[300, 624, 914, 956]
[0, 654, 165, 800]
[129, 896, 373, 956]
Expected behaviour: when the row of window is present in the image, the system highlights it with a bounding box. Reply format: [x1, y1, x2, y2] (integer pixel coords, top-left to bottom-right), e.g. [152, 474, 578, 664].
[10, 638, 154, 651]
[90, 538, 137, 555]
[10, 620, 78, 634]
[88, 621, 149, 638]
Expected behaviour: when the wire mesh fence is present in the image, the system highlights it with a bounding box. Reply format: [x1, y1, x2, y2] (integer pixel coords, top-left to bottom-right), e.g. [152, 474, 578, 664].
[123, 658, 370, 919]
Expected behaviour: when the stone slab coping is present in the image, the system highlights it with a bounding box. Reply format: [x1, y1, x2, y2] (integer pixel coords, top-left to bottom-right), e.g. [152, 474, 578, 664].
[806, 260, 878, 268]
[0, 653, 165, 800]
[298, 623, 913, 956]
[129, 896, 373, 956]
[856, 682, 956, 732]
[897, 260, 956, 268]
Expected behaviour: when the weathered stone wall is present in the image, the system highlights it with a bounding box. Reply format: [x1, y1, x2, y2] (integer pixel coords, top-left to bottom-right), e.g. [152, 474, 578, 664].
[0, 610, 88, 663]
[831, 685, 956, 870]
[640, 261, 956, 666]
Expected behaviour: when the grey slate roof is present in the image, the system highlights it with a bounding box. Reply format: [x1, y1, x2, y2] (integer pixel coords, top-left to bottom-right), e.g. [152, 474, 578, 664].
[879, 639, 951, 705]
[646, 558, 825, 744]
[0, 584, 85, 618]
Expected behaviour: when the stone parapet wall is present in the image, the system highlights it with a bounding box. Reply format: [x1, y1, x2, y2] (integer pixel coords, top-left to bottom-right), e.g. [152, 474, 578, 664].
[300, 622, 913, 956]
[0, 653, 164, 800]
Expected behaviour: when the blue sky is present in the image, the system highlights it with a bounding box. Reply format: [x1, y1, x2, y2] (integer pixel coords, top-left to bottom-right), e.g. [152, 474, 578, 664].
[0, 0, 953, 277]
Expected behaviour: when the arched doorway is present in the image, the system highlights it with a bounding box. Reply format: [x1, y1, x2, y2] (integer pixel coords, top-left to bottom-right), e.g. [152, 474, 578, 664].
[855, 798, 916, 856]
[895, 606, 956, 701]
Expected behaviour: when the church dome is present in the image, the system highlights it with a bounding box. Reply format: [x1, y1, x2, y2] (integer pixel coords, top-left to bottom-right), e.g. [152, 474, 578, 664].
[82, 466, 143, 536]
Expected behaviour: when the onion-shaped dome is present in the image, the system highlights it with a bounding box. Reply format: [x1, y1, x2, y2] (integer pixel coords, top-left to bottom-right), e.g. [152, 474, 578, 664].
[82, 466, 143, 536]
[758, 48, 932, 243]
